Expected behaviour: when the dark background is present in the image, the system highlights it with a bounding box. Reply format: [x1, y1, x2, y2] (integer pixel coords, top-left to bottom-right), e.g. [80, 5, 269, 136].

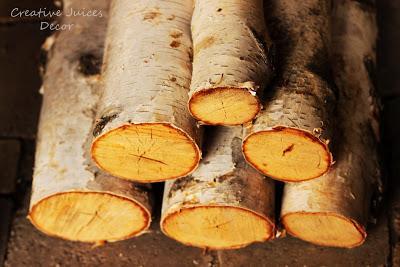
[0, 0, 398, 266]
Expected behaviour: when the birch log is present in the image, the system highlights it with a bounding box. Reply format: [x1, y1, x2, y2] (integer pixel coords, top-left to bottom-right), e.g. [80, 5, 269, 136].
[242, 0, 335, 182]
[188, 0, 272, 125]
[281, 0, 381, 248]
[90, 0, 201, 183]
[161, 127, 275, 249]
[28, 0, 152, 243]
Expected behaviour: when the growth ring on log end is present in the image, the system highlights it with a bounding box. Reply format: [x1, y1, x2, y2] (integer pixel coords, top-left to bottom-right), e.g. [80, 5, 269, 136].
[161, 205, 274, 249]
[29, 192, 151, 242]
[242, 127, 332, 182]
[282, 212, 366, 248]
[91, 123, 201, 182]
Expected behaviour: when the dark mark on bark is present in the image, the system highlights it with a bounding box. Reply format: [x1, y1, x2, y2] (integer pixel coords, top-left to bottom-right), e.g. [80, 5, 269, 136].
[170, 31, 183, 38]
[194, 36, 215, 56]
[217, 172, 235, 183]
[219, 173, 245, 202]
[143, 10, 161, 21]
[79, 53, 101, 76]
[170, 40, 180, 48]
[231, 137, 245, 168]
[167, 14, 176, 21]
[188, 47, 193, 62]
[217, 8, 222, 12]
[364, 56, 377, 91]
[93, 113, 118, 137]
[168, 175, 197, 198]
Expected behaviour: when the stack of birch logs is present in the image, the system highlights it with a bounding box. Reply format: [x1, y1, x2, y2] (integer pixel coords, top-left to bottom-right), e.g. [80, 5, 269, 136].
[29, 0, 381, 249]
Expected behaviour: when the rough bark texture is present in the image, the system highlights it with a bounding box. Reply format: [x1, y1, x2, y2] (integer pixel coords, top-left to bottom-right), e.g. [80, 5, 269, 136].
[91, 0, 201, 182]
[161, 126, 275, 249]
[29, 0, 152, 243]
[281, 0, 381, 248]
[242, 0, 336, 182]
[188, 0, 272, 125]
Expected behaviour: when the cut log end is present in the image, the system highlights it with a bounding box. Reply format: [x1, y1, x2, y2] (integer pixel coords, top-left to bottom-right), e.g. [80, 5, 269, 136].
[282, 212, 366, 248]
[188, 87, 260, 125]
[161, 206, 274, 250]
[91, 123, 201, 182]
[243, 127, 331, 182]
[29, 192, 151, 243]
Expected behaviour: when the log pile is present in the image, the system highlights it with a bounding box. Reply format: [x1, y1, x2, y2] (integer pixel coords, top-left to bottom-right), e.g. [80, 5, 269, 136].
[29, 0, 381, 250]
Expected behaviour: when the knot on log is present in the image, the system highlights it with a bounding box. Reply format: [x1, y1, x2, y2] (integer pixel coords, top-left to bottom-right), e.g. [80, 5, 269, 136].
[79, 53, 101, 76]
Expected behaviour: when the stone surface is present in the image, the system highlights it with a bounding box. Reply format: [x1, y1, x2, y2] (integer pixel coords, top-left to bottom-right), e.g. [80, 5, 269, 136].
[0, 198, 13, 267]
[0, 139, 20, 194]
[0, 23, 51, 139]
